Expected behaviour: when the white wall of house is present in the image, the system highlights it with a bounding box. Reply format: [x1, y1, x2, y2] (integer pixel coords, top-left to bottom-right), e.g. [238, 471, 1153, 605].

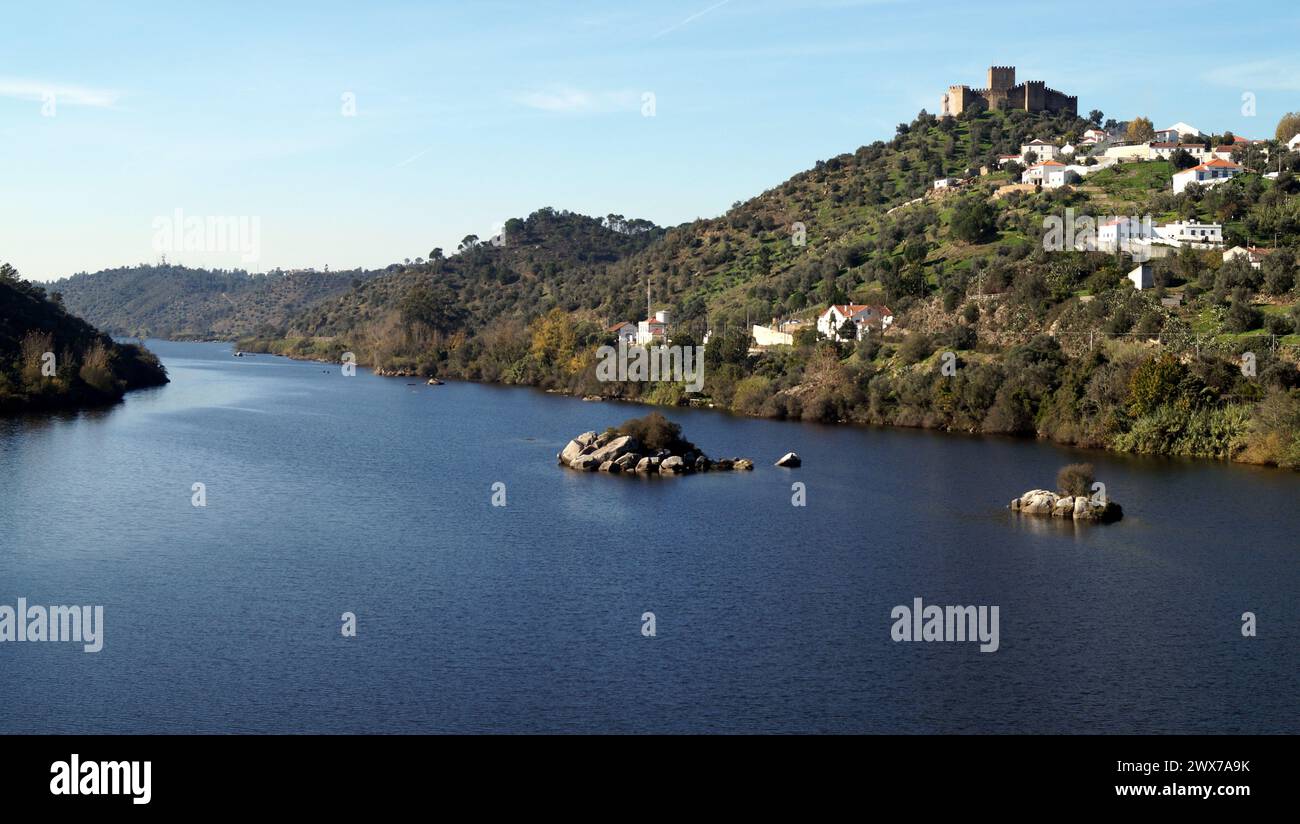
[752, 324, 794, 346]
[1172, 162, 1242, 194]
[1020, 140, 1059, 163]
[1103, 144, 1152, 160]
[1154, 220, 1223, 246]
[1128, 263, 1154, 290]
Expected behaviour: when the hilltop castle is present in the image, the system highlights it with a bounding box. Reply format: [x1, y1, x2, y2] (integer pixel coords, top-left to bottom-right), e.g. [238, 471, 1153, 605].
[941, 66, 1077, 117]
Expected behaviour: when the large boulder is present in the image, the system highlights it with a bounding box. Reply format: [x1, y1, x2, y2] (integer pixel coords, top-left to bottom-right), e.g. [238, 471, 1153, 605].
[571, 455, 601, 472]
[559, 439, 587, 465]
[732, 459, 754, 471]
[694, 456, 711, 472]
[598, 460, 621, 474]
[1052, 496, 1075, 518]
[575, 431, 599, 448]
[589, 435, 641, 464]
[1072, 496, 1089, 519]
[659, 456, 687, 474]
[614, 453, 640, 471]
[775, 451, 801, 468]
[1075, 498, 1123, 522]
[1018, 490, 1058, 515]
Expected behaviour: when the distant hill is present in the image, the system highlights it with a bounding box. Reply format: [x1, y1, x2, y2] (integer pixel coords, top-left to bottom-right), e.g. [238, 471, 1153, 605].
[52, 264, 380, 340]
[1, 263, 168, 413]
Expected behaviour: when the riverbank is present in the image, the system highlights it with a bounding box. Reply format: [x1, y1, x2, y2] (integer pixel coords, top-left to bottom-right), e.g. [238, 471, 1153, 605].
[230, 335, 1297, 472]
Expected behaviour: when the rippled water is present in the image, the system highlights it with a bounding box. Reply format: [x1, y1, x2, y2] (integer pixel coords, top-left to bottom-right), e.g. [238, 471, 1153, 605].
[0, 340, 1295, 733]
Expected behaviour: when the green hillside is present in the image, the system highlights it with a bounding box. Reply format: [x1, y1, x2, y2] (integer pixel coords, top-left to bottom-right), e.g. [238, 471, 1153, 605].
[60, 105, 1300, 468]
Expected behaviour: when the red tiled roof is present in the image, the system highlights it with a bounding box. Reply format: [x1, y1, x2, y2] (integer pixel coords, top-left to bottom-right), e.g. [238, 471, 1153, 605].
[1186, 158, 1242, 171]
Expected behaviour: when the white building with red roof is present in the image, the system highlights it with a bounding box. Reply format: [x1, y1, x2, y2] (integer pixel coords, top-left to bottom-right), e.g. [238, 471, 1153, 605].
[817, 304, 894, 341]
[1172, 158, 1243, 193]
[1021, 159, 1066, 185]
[608, 321, 638, 344]
[636, 310, 670, 345]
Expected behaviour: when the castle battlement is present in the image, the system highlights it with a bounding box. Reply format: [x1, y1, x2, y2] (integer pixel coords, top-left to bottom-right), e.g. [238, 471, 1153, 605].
[941, 65, 1077, 118]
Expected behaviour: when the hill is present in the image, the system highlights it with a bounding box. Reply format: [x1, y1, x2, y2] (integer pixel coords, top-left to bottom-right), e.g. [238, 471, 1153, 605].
[242, 106, 1300, 468]
[52, 264, 381, 340]
[1, 263, 168, 414]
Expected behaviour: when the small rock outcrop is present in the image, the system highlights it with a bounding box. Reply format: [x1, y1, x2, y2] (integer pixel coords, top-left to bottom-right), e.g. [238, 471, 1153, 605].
[1010, 489, 1122, 522]
[775, 452, 801, 468]
[556, 423, 753, 477]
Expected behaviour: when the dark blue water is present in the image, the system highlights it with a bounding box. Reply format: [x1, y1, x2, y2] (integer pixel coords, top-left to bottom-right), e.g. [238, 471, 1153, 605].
[0, 340, 1296, 733]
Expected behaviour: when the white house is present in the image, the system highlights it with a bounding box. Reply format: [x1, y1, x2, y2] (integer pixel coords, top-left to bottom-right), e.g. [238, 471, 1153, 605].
[1158, 122, 1202, 141]
[1210, 144, 1238, 162]
[1097, 217, 1154, 249]
[608, 321, 638, 344]
[1020, 138, 1060, 163]
[1154, 220, 1223, 247]
[816, 304, 894, 341]
[1223, 246, 1272, 269]
[1021, 159, 1066, 185]
[1287, 133, 1300, 151]
[1060, 143, 1076, 156]
[934, 177, 961, 189]
[1081, 128, 1108, 144]
[637, 310, 670, 344]
[996, 154, 1022, 168]
[1128, 262, 1154, 290]
[1044, 164, 1091, 188]
[1172, 158, 1243, 193]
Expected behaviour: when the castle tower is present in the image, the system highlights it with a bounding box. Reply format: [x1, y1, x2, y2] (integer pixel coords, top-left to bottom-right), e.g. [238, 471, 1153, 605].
[988, 65, 1015, 92]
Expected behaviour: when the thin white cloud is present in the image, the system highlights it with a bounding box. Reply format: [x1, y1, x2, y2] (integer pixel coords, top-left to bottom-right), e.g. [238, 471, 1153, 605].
[394, 147, 435, 168]
[1203, 58, 1300, 92]
[653, 0, 733, 39]
[0, 77, 123, 108]
[513, 87, 640, 113]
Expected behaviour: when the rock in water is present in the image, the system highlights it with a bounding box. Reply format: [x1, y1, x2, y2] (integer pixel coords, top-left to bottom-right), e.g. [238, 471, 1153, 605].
[659, 456, 686, 475]
[560, 439, 586, 465]
[732, 459, 754, 471]
[775, 451, 801, 468]
[1011, 488, 1123, 522]
[589, 435, 641, 464]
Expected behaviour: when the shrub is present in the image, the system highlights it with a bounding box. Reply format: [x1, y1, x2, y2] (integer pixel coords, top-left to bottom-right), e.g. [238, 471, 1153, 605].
[1056, 463, 1095, 496]
[615, 412, 695, 453]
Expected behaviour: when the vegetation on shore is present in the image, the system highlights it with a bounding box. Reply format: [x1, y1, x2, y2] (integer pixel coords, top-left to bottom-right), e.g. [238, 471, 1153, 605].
[1, 263, 168, 413]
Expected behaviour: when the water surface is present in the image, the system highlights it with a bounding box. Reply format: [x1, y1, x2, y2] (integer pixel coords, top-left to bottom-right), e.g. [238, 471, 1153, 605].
[0, 340, 1295, 733]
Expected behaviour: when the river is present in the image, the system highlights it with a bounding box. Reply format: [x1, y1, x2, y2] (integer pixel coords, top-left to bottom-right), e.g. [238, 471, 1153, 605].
[0, 340, 1295, 733]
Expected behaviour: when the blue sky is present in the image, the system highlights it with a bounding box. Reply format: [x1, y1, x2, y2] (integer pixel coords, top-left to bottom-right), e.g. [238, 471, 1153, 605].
[2, 0, 1298, 281]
